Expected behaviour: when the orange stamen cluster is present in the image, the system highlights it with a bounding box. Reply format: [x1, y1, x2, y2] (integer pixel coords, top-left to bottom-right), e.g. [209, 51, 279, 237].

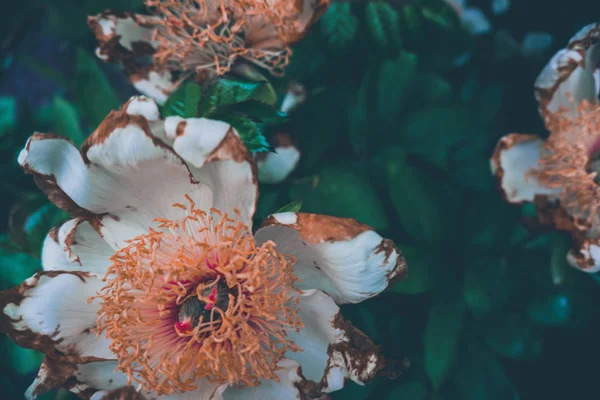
[144, 0, 320, 77]
[95, 196, 301, 395]
[534, 100, 600, 233]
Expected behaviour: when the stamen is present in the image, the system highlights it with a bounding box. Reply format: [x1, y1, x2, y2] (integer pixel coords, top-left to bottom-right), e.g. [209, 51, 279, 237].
[95, 199, 301, 395]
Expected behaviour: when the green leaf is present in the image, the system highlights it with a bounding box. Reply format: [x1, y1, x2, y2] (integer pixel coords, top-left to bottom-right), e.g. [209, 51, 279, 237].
[385, 380, 429, 400]
[348, 64, 373, 154]
[275, 200, 302, 214]
[453, 343, 518, 400]
[198, 79, 276, 117]
[376, 52, 418, 132]
[390, 245, 440, 294]
[289, 166, 389, 230]
[0, 250, 41, 289]
[482, 314, 543, 359]
[382, 149, 454, 243]
[75, 48, 120, 127]
[420, 0, 461, 32]
[229, 101, 288, 124]
[527, 291, 573, 327]
[215, 113, 270, 153]
[424, 283, 465, 389]
[320, 2, 358, 53]
[1, 337, 43, 375]
[0, 97, 17, 139]
[161, 81, 203, 118]
[365, 1, 402, 51]
[463, 257, 515, 319]
[51, 97, 85, 146]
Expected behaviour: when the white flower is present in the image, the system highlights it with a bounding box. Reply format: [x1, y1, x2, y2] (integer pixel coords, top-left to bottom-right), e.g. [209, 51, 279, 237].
[1, 96, 407, 399]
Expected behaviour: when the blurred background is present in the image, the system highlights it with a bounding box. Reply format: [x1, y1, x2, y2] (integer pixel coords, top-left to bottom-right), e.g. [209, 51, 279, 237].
[2, 0, 600, 399]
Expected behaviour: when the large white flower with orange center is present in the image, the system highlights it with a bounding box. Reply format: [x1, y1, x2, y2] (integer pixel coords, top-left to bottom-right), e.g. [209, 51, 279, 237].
[1, 96, 407, 400]
[491, 23, 600, 272]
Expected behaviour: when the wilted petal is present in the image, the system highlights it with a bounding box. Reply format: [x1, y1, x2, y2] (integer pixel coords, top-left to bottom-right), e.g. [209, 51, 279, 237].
[163, 116, 257, 226]
[490, 134, 561, 203]
[256, 134, 300, 184]
[255, 213, 407, 304]
[42, 219, 113, 274]
[18, 97, 213, 248]
[0, 272, 113, 361]
[535, 23, 600, 119]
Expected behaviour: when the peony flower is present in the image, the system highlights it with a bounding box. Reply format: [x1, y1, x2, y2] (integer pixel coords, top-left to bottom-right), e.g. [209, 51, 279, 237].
[1, 96, 407, 399]
[491, 23, 600, 272]
[88, 0, 330, 105]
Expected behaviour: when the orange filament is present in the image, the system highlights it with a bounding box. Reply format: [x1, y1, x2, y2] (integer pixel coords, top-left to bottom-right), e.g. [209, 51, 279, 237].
[95, 196, 302, 395]
[143, 0, 313, 77]
[534, 101, 600, 233]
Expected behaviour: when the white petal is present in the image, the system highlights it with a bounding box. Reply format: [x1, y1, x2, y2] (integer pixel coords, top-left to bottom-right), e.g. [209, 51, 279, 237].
[164, 117, 257, 226]
[280, 82, 307, 114]
[20, 99, 213, 248]
[223, 359, 305, 400]
[158, 382, 227, 400]
[70, 361, 129, 396]
[567, 241, 600, 273]
[131, 68, 178, 105]
[256, 134, 300, 184]
[1, 272, 113, 360]
[490, 134, 561, 203]
[535, 23, 600, 118]
[286, 290, 385, 392]
[255, 213, 407, 304]
[462, 8, 491, 36]
[42, 219, 113, 274]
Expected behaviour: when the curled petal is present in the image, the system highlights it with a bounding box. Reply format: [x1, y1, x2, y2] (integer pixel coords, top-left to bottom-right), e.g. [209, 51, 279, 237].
[256, 134, 300, 184]
[0, 272, 113, 370]
[255, 213, 407, 304]
[490, 134, 561, 204]
[535, 23, 600, 120]
[163, 116, 258, 227]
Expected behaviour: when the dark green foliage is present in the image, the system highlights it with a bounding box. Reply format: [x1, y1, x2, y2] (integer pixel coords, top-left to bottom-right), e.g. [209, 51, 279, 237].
[4, 1, 600, 399]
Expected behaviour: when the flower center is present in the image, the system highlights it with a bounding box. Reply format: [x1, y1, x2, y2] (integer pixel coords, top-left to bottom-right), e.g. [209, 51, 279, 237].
[145, 0, 299, 76]
[95, 197, 301, 395]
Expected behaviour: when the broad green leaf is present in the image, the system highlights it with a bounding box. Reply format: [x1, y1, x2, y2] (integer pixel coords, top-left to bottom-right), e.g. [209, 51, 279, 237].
[482, 314, 543, 359]
[420, 0, 461, 32]
[198, 79, 276, 117]
[75, 48, 120, 126]
[348, 63, 373, 154]
[424, 283, 465, 389]
[275, 200, 302, 214]
[330, 381, 373, 400]
[0, 97, 16, 139]
[215, 113, 270, 153]
[0, 250, 41, 289]
[376, 52, 418, 132]
[161, 81, 202, 118]
[1, 338, 43, 375]
[382, 149, 453, 243]
[51, 96, 85, 146]
[453, 343, 518, 400]
[289, 166, 388, 230]
[463, 257, 515, 319]
[527, 291, 572, 327]
[320, 2, 358, 53]
[365, 1, 402, 51]
[390, 245, 440, 294]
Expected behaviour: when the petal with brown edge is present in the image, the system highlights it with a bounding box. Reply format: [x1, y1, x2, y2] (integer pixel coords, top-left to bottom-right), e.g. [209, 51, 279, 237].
[255, 133, 300, 184]
[254, 213, 407, 304]
[88, 12, 158, 62]
[535, 23, 600, 119]
[0, 271, 113, 362]
[567, 239, 600, 273]
[19, 97, 213, 248]
[490, 134, 561, 204]
[284, 290, 398, 394]
[42, 219, 113, 274]
[164, 116, 257, 227]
